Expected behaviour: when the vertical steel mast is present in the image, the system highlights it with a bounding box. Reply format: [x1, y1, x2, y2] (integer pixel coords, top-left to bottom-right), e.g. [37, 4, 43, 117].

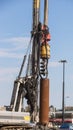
[30, 0, 40, 121]
[32, 0, 40, 75]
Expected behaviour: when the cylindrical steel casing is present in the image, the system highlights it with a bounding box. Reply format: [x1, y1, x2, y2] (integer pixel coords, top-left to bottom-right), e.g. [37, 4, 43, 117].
[39, 78, 49, 124]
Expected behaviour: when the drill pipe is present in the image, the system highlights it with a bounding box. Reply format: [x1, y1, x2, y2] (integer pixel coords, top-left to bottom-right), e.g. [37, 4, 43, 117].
[44, 0, 48, 26]
[39, 78, 49, 124]
[33, 0, 40, 31]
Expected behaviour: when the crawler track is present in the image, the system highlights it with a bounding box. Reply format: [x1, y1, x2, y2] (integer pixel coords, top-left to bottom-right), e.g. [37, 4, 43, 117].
[0, 124, 33, 130]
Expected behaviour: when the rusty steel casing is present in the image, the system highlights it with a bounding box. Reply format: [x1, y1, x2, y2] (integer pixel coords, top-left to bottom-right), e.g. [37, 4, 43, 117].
[39, 78, 49, 125]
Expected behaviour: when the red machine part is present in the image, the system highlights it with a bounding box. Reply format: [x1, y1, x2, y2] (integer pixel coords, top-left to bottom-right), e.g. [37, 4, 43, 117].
[41, 25, 51, 43]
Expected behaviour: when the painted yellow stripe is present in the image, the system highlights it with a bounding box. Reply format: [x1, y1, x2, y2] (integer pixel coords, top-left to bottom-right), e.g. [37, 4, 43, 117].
[24, 115, 30, 121]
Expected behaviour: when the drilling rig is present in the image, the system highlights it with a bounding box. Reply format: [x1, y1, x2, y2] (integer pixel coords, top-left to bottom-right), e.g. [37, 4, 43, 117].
[0, 0, 51, 130]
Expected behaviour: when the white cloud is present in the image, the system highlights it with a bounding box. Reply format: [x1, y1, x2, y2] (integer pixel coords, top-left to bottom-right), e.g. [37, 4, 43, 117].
[0, 37, 31, 58]
[0, 50, 23, 58]
[0, 67, 18, 76]
[0, 67, 19, 81]
[0, 37, 30, 50]
[0, 37, 30, 43]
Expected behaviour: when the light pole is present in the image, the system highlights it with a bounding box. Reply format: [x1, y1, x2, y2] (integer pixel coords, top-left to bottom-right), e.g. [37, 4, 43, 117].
[59, 60, 67, 124]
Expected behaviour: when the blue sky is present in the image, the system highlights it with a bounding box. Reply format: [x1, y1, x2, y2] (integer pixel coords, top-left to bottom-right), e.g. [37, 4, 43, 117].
[0, 0, 73, 109]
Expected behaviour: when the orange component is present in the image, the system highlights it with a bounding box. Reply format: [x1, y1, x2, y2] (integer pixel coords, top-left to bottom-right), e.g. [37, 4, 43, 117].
[41, 33, 51, 43]
[41, 24, 47, 30]
[41, 24, 51, 43]
[46, 33, 51, 41]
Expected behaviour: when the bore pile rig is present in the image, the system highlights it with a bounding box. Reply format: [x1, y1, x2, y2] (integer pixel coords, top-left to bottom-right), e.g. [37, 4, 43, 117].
[6, 0, 51, 129]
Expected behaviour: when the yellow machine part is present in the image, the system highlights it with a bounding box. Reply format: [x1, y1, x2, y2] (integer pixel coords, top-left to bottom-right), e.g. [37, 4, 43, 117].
[24, 115, 30, 122]
[34, 0, 40, 9]
[40, 43, 50, 59]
